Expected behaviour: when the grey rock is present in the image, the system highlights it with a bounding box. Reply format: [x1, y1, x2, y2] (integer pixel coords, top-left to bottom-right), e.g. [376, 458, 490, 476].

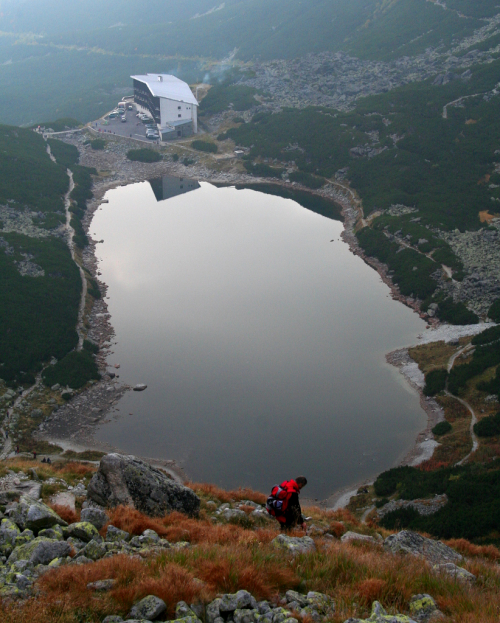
[8, 537, 70, 565]
[206, 598, 222, 623]
[103, 617, 124, 623]
[87, 454, 200, 517]
[219, 590, 257, 613]
[409, 594, 442, 622]
[258, 602, 272, 614]
[377, 495, 448, 519]
[234, 609, 260, 623]
[0, 517, 21, 556]
[11, 496, 68, 533]
[344, 600, 417, 623]
[81, 539, 107, 561]
[15, 574, 32, 590]
[306, 592, 335, 614]
[271, 534, 316, 555]
[341, 531, 378, 544]
[434, 563, 476, 583]
[38, 526, 64, 540]
[128, 594, 167, 620]
[81, 507, 109, 530]
[383, 530, 461, 565]
[106, 525, 131, 542]
[64, 522, 99, 542]
[87, 578, 117, 591]
[285, 591, 309, 607]
[176, 602, 196, 618]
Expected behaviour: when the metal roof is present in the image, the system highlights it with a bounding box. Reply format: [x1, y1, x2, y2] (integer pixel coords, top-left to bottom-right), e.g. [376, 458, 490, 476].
[131, 74, 198, 106]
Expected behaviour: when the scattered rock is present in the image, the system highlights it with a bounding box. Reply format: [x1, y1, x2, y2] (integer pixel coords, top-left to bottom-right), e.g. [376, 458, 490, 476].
[11, 496, 68, 533]
[409, 594, 443, 622]
[128, 594, 167, 620]
[434, 563, 476, 583]
[133, 384, 147, 392]
[87, 579, 117, 591]
[340, 531, 378, 544]
[344, 600, 417, 623]
[271, 534, 316, 555]
[64, 522, 100, 543]
[8, 537, 71, 566]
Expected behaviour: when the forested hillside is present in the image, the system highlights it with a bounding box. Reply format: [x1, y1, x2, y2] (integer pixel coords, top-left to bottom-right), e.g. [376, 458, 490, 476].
[0, 126, 82, 385]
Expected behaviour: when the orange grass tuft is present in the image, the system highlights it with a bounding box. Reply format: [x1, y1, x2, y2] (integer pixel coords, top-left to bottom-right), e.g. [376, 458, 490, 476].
[49, 504, 80, 524]
[355, 579, 388, 605]
[189, 482, 267, 505]
[445, 538, 500, 561]
[107, 506, 171, 537]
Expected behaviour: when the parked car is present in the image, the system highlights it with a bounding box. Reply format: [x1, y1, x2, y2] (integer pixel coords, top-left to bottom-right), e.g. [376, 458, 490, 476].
[127, 104, 133, 110]
[147, 134, 159, 140]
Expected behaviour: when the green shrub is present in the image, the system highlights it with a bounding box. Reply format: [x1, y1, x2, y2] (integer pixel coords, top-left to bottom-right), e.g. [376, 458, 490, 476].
[83, 339, 99, 354]
[244, 161, 284, 178]
[33, 118, 80, 132]
[474, 412, 500, 437]
[488, 299, 500, 322]
[182, 157, 194, 166]
[289, 170, 325, 189]
[42, 350, 100, 389]
[437, 297, 479, 325]
[375, 497, 390, 508]
[191, 140, 218, 154]
[472, 325, 500, 346]
[90, 139, 106, 150]
[47, 139, 79, 168]
[432, 421, 452, 436]
[423, 369, 448, 396]
[127, 149, 162, 163]
[172, 153, 179, 162]
[87, 278, 101, 299]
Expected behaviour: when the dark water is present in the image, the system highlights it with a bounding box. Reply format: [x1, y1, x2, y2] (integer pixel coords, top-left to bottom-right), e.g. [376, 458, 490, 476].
[91, 178, 425, 499]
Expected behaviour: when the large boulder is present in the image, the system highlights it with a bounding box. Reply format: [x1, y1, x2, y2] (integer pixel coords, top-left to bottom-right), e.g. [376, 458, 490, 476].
[128, 595, 167, 620]
[87, 454, 200, 517]
[383, 530, 462, 566]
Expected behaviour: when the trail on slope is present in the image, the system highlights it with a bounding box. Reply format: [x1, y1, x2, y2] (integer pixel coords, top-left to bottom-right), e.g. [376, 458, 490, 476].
[445, 343, 479, 465]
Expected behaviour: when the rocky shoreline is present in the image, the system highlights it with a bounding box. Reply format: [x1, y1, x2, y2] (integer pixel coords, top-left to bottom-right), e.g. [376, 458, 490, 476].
[31, 129, 488, 505]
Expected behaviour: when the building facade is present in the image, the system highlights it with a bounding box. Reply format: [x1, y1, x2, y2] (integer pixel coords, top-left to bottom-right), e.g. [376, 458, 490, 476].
[131, 74, 198, 140]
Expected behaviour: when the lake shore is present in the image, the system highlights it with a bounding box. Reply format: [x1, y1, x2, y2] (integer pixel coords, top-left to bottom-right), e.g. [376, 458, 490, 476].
[33, 130, 488, 506]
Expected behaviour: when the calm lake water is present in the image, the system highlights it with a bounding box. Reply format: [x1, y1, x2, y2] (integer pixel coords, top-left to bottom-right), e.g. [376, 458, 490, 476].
[91, 177, 426, 499]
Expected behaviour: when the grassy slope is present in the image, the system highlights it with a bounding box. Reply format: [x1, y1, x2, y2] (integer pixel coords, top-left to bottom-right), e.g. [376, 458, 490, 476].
[1, 459, 499, 623]
[0, 126, 81, 384]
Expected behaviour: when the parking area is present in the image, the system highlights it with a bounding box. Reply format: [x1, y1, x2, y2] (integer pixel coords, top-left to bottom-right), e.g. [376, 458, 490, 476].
[91, 104, 161, 143]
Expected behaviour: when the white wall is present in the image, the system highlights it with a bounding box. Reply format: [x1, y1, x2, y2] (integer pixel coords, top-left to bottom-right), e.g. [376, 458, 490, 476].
[160, 98, 198, 133]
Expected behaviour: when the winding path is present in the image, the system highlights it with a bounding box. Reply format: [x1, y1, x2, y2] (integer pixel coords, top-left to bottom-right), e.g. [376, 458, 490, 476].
[445, 343, 479, 465]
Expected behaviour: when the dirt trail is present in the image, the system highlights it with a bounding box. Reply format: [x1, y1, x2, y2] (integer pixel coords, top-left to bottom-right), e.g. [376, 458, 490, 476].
[445, 344, 479, 464]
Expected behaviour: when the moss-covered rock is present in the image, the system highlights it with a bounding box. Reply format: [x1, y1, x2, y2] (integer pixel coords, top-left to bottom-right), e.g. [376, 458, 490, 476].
[63, 522, 99, 542]
[8, 537, 71, 566]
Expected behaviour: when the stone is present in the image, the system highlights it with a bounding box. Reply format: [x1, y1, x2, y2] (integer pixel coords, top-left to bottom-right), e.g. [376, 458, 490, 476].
[103, 617, 124, 623]
[11, 496, 68, 533]
[128, 594, 167, 620]
[383, 531, 462, 565]
[8, 537, 71, 566]
[285, 591, 309, 607]
[344, 600, 417, 623]
[434, 563, 476, 583]
[220, 508, 247, 521]
[219, 590, 257, 613]
[64, 522, 100, 543]
[409, 595, 442, 622]
[271, 534, 316, 555]
[258, 602, 272, 614]
[87, 453, 200, 517]
[133, 384, 147, 391]
[81, 507, 109, 530]
[38, 526, 64, 540]
[341, 531, 378, 544]
[0, 518, 21, 557]
[81, 539, 107, 561]
[106, 525, 131, 542]
[234, 609, 260, 623]
[306, 592, 335, 614]
[87, 579, 117, 591]
[272, 608, 294, 623]
[176, 602, 197, 618]
[15, 529, 34, 547]
[206, 598, 222, 623]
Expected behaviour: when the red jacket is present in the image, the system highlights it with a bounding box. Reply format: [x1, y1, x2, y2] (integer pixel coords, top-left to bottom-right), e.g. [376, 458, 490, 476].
[267, 479, 301, 523]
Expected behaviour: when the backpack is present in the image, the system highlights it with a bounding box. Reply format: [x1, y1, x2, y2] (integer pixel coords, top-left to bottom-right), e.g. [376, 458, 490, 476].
[266, 481, 294, 518]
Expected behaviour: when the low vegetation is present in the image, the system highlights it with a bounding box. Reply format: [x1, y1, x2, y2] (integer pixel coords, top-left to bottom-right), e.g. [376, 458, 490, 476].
[489, 298, 500, 322]
[423, 369, 448, 396]
[374, 463, 500, 542]
[42, 349, 101, 389]
[89, 139, 106, 150]
[127, 148, 162, 163]
[191, 140, 218, 154]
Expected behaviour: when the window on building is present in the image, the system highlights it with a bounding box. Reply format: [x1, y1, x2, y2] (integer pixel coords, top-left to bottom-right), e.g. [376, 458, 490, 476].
[178, 114, 181, 118]
[178, 106, 181, 110]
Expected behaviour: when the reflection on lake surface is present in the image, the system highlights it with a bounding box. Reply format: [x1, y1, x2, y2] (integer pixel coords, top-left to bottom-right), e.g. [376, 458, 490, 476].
[91, 178, 426, 499]
[149, 175, 200, 202]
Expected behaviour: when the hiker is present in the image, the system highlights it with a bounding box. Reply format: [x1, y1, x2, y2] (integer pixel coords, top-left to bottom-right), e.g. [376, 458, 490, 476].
[266, 476, 307, 531]
[33, 451, 37, 460]
[41, 457, 47, 463]
[47, 457, 51, 464]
